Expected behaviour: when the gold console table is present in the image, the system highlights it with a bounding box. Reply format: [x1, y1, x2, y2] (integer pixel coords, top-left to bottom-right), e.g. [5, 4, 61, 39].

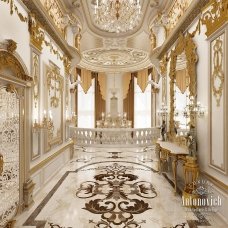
[155, 141, 189, 194]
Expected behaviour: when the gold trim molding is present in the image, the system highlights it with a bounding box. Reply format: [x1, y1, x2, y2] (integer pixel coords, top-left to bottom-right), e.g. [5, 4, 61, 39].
[30, 141, 73, 175]
[201, 171, 228, 194]
[201, 0, 228, 37]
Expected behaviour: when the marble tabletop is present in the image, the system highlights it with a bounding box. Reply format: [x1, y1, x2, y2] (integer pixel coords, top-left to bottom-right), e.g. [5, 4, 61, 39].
[157, 140, 189, 155]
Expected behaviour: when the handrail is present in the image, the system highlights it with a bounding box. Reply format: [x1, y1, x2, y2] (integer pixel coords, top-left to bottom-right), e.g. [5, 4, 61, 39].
[70, 127, 160, 147]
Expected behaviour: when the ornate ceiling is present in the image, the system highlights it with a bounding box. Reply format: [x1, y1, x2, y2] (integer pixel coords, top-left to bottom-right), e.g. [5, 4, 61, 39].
[62, 0, 171, 72]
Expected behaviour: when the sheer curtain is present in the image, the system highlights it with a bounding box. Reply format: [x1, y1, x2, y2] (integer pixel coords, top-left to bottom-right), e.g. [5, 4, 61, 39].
[78, 78, 95, 128]
[134, 75, 151, 128]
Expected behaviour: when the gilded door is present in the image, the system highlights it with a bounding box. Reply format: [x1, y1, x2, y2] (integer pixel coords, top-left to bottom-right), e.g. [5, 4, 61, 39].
[0, 85, 20, 226]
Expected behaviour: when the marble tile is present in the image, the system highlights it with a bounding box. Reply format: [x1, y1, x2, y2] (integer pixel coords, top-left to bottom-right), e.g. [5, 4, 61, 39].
[14, 147, 227, 228]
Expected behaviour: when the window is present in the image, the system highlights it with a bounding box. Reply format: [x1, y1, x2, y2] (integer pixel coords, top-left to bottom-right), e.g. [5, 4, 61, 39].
[134, 76, 151, 128]
[77, 79, 95, 128]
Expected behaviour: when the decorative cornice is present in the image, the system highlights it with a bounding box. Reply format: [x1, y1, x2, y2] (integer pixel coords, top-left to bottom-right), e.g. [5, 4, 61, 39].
[158, 0, 209, 59]
[22, 0, 73, 59]
[201, 0, 228, 37]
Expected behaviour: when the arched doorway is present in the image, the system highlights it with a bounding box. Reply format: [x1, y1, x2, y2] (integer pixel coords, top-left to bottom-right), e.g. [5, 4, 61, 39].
[0, 40, 33, 227]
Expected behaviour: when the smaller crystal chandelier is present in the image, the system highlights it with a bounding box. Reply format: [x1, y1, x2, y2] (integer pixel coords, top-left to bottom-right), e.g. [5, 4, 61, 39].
[93, 0, 142, 33]
[183, 96, 205, 118]
[157, 103, 168, 118]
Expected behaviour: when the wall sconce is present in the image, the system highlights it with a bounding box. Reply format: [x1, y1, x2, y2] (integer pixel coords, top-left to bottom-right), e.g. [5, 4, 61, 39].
[33, 110, 53, 131]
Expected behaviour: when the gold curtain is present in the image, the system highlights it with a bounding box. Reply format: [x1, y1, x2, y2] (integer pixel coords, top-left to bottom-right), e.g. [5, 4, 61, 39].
[137, 68, 149, 92]
[98, 72, 106, 100]
[123, 72, 131, 99]
[95, 73, 106, 123]
[123, 74, 134, 127]
[176, 69, 189, 94]
[79, 68, 92, 94]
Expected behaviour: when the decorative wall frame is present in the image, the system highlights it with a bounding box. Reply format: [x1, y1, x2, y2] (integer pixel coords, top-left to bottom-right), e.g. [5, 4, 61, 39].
[44, 62, 63, 152]
[31, 49, 41, 160]
[209, 27, 227, 175]
[169, 33, 198, 139]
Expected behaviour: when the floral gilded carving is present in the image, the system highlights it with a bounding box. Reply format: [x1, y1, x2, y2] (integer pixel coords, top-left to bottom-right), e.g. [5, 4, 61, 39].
[28, 14, 45, 51]
[0, 50, 32, 82]
[169, 33, 198, 138]
[211, 35, 224, 107]
[201, 0, 228, 37]
[45, 64, 63, 152]
[40, 0, 65, 36]
[47, 66, 63, 108]
[166, 0, 193, 35]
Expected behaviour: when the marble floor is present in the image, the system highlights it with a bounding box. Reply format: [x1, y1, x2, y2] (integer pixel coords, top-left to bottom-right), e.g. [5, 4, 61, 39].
[15, 146, 227, 228]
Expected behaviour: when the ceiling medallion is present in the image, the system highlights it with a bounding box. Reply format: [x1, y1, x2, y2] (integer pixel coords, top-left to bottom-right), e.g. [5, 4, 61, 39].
[92, 0, 142, 33]
[82, 48, 148, 67]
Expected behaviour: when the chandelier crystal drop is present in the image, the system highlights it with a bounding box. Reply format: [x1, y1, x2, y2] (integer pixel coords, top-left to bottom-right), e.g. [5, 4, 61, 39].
[93, 0, 142, 33]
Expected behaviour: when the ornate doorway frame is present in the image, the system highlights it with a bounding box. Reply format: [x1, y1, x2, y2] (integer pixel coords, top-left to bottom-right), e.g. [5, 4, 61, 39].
[0, 40, 34, 226]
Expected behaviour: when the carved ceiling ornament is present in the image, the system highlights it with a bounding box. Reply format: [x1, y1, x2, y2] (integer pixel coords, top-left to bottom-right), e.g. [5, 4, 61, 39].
[169, 33, 198, 138]
[82, 48, 148, 69]
[201, 0, 228, 37]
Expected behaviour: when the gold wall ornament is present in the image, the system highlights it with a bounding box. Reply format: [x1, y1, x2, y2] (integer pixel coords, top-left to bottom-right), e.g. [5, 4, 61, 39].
[63, 56, 71, 75]
[160, 55, 169, 104]
[6, 39, 17, 53]
[211, 37, 224, 106]
[0, 0, 28, 22]
[46, 66, 63, 108]
[0, 153, 3, 176]
[39, 0, 66, 36]
[28, 14, 45, 51]
[0, 50, 32, 82]
[169, 33, 198, 138]
[166, 0, 193, 35]
[201, 0, 228, 37]
[149, 28, 157, 50]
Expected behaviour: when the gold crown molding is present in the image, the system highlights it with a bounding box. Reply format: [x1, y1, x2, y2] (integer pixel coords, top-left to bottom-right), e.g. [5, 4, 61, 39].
[201, 0, 228, 37]
[30, 141, 73, 175]
[158, 0, 209, 60]
[166, 0, 194, 36]
[22, 0, 73, 59]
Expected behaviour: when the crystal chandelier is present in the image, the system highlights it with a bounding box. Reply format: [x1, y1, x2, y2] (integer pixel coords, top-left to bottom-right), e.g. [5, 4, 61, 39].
[93, 0, 142, 33]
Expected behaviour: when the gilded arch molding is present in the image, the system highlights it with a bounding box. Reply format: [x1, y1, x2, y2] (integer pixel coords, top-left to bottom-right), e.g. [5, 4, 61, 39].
[0, 50, 32, 82]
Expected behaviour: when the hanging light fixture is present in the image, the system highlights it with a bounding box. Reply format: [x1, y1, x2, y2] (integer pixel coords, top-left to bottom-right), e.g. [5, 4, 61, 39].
[93, 0, 142, 33]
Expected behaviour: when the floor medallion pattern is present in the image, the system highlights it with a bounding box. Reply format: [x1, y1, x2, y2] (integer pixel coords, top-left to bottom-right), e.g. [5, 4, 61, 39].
[76, 163, 157, 227]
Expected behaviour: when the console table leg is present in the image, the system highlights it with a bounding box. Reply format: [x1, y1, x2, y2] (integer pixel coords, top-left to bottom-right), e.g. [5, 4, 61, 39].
[172, 156, 178, 194]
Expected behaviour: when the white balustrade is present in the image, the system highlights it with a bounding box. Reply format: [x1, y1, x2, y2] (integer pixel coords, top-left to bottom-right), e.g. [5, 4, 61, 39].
[69, 127, 160, 147]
